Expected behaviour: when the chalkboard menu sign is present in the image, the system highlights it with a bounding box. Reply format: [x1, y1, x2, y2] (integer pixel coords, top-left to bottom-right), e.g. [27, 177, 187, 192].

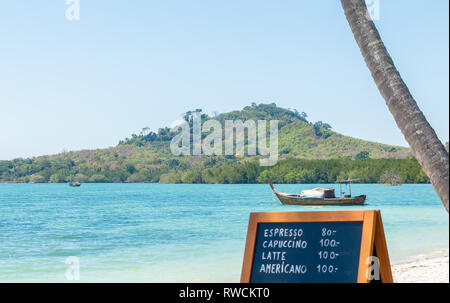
[251, 221, 363, 283]
[241, 210, 393, 283]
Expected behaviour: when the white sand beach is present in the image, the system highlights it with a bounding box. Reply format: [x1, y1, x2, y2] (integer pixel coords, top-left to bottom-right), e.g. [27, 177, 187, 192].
[392, 255, 449, 283]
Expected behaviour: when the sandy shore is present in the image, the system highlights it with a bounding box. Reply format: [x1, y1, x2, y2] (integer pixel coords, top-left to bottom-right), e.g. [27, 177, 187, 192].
[392, 255, 449, 283]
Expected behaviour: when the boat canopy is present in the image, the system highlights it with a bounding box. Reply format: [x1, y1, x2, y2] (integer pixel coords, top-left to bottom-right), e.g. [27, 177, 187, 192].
[300, 190, 325, 199]
[301, 187, 336, 199]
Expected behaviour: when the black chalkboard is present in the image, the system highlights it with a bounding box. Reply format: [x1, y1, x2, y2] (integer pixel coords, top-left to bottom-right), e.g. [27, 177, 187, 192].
[250, 221, 363, 283]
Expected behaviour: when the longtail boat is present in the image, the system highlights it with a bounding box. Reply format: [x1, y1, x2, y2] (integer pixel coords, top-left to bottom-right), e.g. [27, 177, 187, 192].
[268, 180, 366, 206]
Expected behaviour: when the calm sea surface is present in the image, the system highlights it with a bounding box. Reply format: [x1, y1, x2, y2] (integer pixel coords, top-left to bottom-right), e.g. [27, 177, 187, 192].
[0, 183, 448, 282]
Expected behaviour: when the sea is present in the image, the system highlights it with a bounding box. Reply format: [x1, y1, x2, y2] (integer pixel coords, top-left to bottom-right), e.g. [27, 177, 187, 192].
[0, 183, 448, 282]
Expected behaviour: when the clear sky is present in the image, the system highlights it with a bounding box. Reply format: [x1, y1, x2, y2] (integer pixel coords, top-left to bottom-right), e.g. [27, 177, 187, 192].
[0, 0, 448, 160]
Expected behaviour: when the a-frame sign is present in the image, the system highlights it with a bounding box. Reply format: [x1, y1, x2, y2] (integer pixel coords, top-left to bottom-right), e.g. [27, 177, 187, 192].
[241, 210, 393, 283]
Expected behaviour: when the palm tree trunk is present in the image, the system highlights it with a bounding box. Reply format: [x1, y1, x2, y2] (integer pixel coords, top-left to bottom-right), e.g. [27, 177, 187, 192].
[340, 0, 449, 212]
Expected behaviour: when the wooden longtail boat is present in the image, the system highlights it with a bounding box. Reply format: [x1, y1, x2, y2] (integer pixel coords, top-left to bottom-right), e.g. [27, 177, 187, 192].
[69, 182, 81, 187]
[268, 181, 366, 206]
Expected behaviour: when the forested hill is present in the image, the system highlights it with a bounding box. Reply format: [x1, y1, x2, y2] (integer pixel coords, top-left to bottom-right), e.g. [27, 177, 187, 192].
[1, 103, 421, 184]
[119, 103, 409, 159]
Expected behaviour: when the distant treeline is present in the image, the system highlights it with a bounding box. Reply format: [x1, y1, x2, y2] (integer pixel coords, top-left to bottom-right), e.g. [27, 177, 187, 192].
[0, 157, 429, 184]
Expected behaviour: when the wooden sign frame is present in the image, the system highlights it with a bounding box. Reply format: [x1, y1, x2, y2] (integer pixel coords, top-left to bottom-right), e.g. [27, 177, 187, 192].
[240, 210, 393, 283]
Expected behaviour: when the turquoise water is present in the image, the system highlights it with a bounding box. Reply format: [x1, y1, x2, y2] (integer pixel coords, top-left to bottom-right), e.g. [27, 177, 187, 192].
[0, 183, 448, 282]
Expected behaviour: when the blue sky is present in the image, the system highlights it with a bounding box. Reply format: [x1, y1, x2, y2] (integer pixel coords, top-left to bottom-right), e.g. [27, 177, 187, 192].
[0, 0, 448, 160]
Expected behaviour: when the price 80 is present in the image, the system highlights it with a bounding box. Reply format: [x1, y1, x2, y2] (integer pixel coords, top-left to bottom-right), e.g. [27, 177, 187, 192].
[321, 228, 337, 237]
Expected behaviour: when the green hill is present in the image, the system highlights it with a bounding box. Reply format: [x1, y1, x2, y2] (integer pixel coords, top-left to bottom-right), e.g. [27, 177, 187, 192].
[118, 103, 409, 159]
[1, 103, 421, 184]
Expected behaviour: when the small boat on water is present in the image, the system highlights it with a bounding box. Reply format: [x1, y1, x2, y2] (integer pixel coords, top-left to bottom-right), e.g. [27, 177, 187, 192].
[269, 180, 366, 206]
[69, 182, 81, 187]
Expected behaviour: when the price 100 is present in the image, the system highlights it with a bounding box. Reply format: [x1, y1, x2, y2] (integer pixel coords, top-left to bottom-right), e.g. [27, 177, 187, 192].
[318, 251, 338, 260]
[319, 238, 338, 247]
[317, 264, 338, 273]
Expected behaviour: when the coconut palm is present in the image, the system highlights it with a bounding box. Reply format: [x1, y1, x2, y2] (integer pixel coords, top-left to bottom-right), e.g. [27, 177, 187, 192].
[340, 0, 449, 212]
